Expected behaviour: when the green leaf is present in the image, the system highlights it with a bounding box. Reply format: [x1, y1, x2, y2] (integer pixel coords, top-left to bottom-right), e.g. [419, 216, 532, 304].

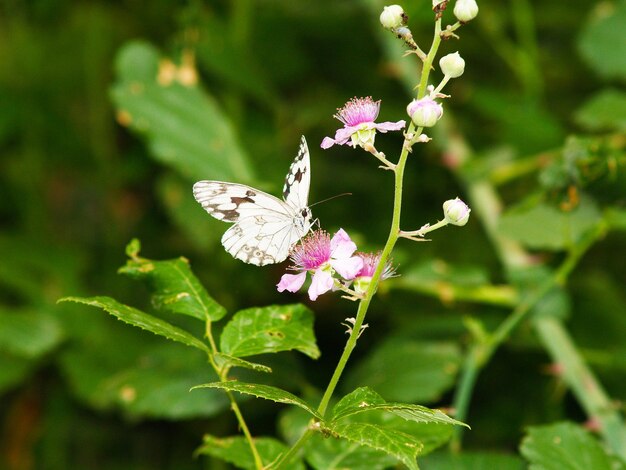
[59, 296, 210, 353]
[60, 338, 228, 420]
[606, 207, 626, 231]
[214, 353, 272, 374]
[111, 41, 254, 182]
[578, 3, 626, 80]
[0, 309, 63, 358]
[498, 196, 602, 250]
[191, 381, 322, 419]
[220, 304, 320, 359]
[0, 352, 35, 394]
[421, 451, 525, 469]
[196, 435, 304, 470]
[343, 339, 461, 403]
[520, 422, 624, 470]
[119, 244, 227, 322]
[328, 422, 422, 470]
[332, 387, 468, 428]
[575, 89, 626, 132]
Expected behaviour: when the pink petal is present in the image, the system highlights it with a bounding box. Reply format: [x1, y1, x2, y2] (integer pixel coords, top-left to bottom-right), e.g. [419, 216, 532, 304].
[330, 228, 357, 259]
[308, 269, 334, 301]
[374, 120, 406, 133]
[333, 126, 358, 146]
[331, 256, 364, 280]
[277, 272, 307, 293]
[321, 137, 336, 149]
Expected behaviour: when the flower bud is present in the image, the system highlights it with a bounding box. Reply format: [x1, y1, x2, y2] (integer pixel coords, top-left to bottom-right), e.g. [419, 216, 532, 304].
[443, 198, 471, 226]
[439, 52, 465, 78]
[454, 0, 478, 22]
[432, 0, 447, 9]
[380, 5, 407, 29]
[406, 97, 443, 128]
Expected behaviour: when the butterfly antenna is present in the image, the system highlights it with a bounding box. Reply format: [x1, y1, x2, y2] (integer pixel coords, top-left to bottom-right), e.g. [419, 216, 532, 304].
[309, 193, 352, 208]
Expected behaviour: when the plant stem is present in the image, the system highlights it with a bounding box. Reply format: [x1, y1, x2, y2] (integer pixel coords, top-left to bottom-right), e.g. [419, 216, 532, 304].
[204, 320, 263, 469]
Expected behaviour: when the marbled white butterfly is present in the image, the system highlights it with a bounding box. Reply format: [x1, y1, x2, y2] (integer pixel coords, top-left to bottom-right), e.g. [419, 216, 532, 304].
[193, 136, 313, 266]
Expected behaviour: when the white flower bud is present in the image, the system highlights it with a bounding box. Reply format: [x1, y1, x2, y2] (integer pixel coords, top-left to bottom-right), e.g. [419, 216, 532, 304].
[454, 0, 478, 22]
[443, 198, 471, 226]
[433, 0, 447, 8]
[380, 5, 406, 29]
[439, 52, 465, 78]
[406, 97, 443, 128]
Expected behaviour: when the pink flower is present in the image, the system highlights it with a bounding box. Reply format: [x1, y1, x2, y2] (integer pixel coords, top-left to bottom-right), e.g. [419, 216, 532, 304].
[352, 252, 396, 295]
[277, 229, 364, 301]
[321, 97, 406, 150]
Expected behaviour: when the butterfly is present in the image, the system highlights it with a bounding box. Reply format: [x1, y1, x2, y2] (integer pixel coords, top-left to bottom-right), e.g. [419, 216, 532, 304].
[193, 136, 313, 266]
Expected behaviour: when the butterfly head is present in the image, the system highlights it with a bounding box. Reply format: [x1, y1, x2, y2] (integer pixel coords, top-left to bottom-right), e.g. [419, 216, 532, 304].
[298, 207, 313, 234]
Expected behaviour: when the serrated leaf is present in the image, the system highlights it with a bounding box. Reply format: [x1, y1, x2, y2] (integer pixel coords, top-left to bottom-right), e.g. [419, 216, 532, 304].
[220, 304, 320, 359]
[191, 381, 321, 419]
[332, 387, 467, 429]
[119, 249, 226, 322]
[498, 196, 602, 250]
[578, 3, 626, 80]
[214, 353, 272, 374]
[196, 435, 304, 470]
[111, 41, 254, 182]
[343, 339, 461, 403]
[520, 422, 622, 470]
[328, 422, 422, 470]
[59, 296, 210, 353]
[0, 309, 63, 358]
[575, 88, 626, 132]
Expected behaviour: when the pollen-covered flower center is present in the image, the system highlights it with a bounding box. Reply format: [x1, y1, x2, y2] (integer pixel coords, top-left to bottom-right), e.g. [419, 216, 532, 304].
[334, 97, 381, 127]
[290, 230, 332, 271]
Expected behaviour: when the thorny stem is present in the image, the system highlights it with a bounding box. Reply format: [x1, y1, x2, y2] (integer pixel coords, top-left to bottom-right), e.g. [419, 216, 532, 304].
[275, 18, 444, 470]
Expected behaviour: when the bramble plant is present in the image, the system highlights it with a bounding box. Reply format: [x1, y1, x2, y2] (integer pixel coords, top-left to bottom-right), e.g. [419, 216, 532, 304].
[55, 1, 626, 470]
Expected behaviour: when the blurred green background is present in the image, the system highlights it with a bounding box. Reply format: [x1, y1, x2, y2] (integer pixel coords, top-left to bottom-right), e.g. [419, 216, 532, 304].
[1, 0, 625, 469]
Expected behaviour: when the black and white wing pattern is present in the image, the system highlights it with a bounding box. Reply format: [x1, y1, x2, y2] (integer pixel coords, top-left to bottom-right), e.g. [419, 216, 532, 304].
[193, 136, 313, 266]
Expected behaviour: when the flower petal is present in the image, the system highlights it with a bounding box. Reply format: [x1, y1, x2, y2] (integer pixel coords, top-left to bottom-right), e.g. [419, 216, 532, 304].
[331, 256, 364, 280]
[277, 272, 307, 293]
[330, 228, 357, 259]
[321, 137, 336, 149]
[374, 120, 406, 133]
[308, 269, 334, 301]
[333, 126, 360, 146]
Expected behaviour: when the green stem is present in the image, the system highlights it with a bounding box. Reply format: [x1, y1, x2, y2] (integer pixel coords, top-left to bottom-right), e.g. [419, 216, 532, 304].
[204, 320, 263, 469]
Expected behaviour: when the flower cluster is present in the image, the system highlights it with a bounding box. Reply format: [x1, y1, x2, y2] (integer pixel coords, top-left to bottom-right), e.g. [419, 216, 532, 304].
[277, 229, 395, 301]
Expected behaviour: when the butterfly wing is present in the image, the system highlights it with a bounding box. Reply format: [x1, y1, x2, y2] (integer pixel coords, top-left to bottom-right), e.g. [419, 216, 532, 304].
[192, 181, 306, 265]
[282, 136, 311, 212]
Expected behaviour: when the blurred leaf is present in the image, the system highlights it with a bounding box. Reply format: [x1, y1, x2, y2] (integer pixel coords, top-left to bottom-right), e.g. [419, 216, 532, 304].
[196, 435, 304, 470]
[343, 339, 461, 404]
[59, 296, 210, 353]
[120, 240, 227, 322]
[332, 387, 468, 428]
[327, 422, 421, 470]
[220, 304, 320, 359]
[606, 207, 626, 230]
[214, 353, 272, 374]
[111, 41, 254, 182]
[0, 353, 35, 394]
[498, 196, 602, 250]
[192, 381, 321, 419]
[60, 338, 228, 420]
[0, 309, 63, 358]
[421, 451, 525, 469]
[520, 422, 623, 470]
[575, 89, 626, 131]
[578, 2, 626, 80]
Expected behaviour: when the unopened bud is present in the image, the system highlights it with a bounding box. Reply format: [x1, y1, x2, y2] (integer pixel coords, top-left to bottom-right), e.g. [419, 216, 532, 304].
[443, 198, 471, 226]
[439, 52, 465, 78]
[380, 5, 407, 30]
[454, 0, 478, 22]
[407, 97, 443, 128]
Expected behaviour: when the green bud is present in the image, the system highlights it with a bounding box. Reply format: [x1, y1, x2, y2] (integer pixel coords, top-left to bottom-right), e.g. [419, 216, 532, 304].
[380, 5, 407, 29]
[439, 52, 465, 78]
[454, 0, 478, 22]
